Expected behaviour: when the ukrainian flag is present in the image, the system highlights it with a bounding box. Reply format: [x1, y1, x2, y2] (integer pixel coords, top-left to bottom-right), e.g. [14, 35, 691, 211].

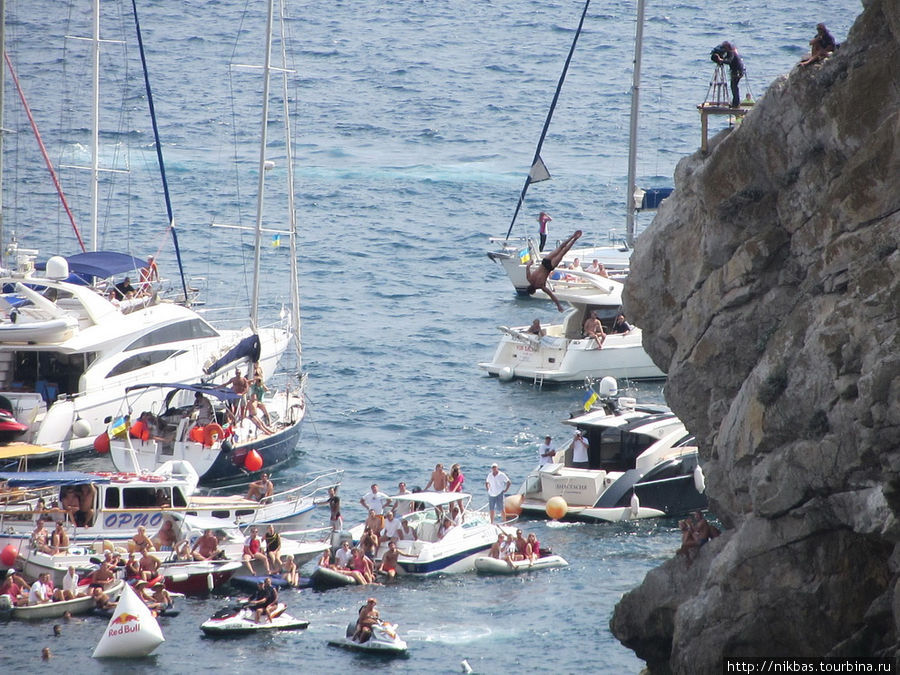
[108, 416, 128, 438]
[271, 234, 281, 247]
[582, 389, 599, 411]
[519, 248, 531, 264]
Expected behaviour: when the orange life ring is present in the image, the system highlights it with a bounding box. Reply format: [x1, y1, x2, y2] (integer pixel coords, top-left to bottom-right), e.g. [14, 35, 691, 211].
[203, 423, 225, 447]
[140, 474, 165, 483]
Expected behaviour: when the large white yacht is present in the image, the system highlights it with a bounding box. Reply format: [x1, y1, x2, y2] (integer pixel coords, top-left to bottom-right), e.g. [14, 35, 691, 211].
[0, 247, 289, 458]
[479, 276, 664, 384]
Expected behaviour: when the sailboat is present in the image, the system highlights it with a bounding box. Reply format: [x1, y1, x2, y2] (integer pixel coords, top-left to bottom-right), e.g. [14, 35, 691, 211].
[0, 3, 287, 462]
[106, 0, 307, 484]
[486, 0, 671, 295]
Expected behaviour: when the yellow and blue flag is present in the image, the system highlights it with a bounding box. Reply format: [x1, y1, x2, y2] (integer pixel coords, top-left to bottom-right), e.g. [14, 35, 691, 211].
[109, 416, 128, 438]
[519, 248, 531, 264]
[582, 389, 599, 411]
[271, 234, 281, 247]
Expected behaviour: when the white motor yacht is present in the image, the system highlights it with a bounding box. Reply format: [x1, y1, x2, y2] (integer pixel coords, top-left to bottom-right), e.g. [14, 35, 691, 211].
[479, 277, 665, 384]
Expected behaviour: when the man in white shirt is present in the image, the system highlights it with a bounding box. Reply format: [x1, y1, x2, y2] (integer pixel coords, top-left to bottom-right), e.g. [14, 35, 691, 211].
[485, 463, 511, 524]
[538, 436, 556, 465]
[392, 482, 415, 516]
[28, 572, 50, 605]
[61, 565, 79, 600]
[334, 541, 353, 568]
[359, 484, 391, 514]
[571, 430, 590, 469]
[380, 510, 403, 542]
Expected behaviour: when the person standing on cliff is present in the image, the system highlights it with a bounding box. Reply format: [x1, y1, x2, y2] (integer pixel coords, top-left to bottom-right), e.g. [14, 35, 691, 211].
[711, 41, 744, 107]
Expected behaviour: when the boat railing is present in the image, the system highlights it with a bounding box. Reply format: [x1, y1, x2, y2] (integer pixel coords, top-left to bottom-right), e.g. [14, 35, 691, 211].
[273, 525, 332, 543]
[205, 468, 343, 505]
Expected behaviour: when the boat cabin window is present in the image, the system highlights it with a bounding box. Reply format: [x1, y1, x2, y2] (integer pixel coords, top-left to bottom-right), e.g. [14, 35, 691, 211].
[8, 351, 97, 402]
[124, 319, 219, 352]
[121, 486, 166, 508]
[584, 428, 659, 471]
[104, 487, 120, 509]
[105, 349, 183, 378]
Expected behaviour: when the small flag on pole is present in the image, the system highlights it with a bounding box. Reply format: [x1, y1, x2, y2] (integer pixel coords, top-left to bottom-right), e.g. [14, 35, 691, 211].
[519, 248, 531, 264]
[271, 234, 281, 247]
[108, 416, 128, 438]
[528, 155, 551, 183]
[582, 389, 599, 411]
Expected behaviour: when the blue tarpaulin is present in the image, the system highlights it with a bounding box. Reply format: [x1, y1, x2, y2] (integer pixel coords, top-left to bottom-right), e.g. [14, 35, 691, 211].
[0, 471, 111, 487]
[36, 251, 147, 282]
[125, 382, 242, 402]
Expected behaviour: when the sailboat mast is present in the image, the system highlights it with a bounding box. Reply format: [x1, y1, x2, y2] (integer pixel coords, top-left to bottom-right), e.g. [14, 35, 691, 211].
[0, 0, 5, 266]
[251, 0, 275, 331]
[90, 0, 100, 251]
[276, 0, 302, 364]
[625, 0, 646, 248]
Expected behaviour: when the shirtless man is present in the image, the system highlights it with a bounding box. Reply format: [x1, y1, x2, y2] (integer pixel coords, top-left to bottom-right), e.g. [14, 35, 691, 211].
[353, 597, 380, 643]
[77, 483, 96, 526]
[153, 520, 178, 551]
[524, 230, 583, 311]
[139, 551, 161, 581]
[90, 561, 115, 587]
[583, 310, 606, 349]
[425, 463, 448, 492]
[376, 541, 406, 579]
[224, 367, 250, 420]
[247, 473, 274, 501]
[191, 529, 219, 561]
[51, 520, 69, 554]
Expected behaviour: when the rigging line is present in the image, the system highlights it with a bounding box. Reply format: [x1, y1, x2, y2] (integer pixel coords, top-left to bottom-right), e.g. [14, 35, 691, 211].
[4, 51, 86, 253]
[130, 0, 189, 305]
[504, 0, 591, 241]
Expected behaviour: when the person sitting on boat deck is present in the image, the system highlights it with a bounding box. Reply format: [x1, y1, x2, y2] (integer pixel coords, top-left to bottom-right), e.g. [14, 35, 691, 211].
[31, 518, 53, 554]
[334, 541, 353, 569]
[380, 510, 403, 543]
[570, 429, 590, 469]
[130, 411, 165, 443]
[132, 525, 155, 554]
[398, 518, 417, 541]
[353, 597, 380, 643]
[488, 533, 506, 559]
[437, 516, 456, 540]
[90, 561, 115, 588]
[391, 482, 415, 517]
[485, 463, 511, 524]
[124, 553, 141, 581]
[512, 529, 528, 561]
[246, 473, 274, 502]
[526, 318, 546, 337]
[377, 541, 411, 580]
[60, 566, 79, 601]
[583, 310, 606, 350]
[246, 392, 274, 435]
[51, 520, 69, 555]
[264, 524, 282, 572]
[106, 288, 121, 308]
[174, 540, 192, 562]
[154, 488, 171, 508]
[27, 572, 51, 606]
[425, 463, 449, 492]
[192, 392, 215, 426]
[76, 483, 96, 527]
[45, 499, 68, 524]
[360, 483, 392, 515]
[114, 276, 136, 300]
[242, 526, 271, 575]
[612, 313, 633, 334]
[139, 550, 161, 581]
[525, 533, 541, 563]
[318, 548, 336, 570]
[0, 570, 25, 606]
[191, 529, 220, 561]
[360, 527, 380, 561]
[524, 230, 583, 312]
[250, 370, 271, 425]
[138, 255, 159, 296]
[584, 259, 604, 276]
[280, 555, 299, 587]
[351, 546, 375, 584]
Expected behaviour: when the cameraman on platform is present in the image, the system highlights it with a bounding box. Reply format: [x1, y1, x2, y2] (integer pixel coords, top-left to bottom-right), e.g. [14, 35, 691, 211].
[711, 41, 744, 108]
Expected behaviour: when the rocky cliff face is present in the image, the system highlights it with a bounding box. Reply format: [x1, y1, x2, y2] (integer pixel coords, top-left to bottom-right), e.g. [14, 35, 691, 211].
[614, 0, 900, 671]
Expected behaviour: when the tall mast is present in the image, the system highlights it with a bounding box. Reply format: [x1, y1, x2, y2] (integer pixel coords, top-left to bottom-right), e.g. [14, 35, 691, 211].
[90, 0, 100, 251]
[625, 0, 646, 247]
[0, 0, 5, 265]
[251, 0, 275, 330]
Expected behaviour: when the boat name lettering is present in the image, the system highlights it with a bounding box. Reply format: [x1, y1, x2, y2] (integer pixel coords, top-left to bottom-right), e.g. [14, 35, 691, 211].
[103, 512, 164, 528]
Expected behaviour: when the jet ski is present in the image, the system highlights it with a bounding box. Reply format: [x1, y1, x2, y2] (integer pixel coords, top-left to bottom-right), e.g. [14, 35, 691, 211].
[328, 620, 409, 655]
[200, 603, 309, 636]
[0, 409, 27, 443]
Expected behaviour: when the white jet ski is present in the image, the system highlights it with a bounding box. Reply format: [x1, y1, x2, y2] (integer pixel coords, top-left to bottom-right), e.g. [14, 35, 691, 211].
[328, 620, 409, 655]
[200, 603, 309, 636]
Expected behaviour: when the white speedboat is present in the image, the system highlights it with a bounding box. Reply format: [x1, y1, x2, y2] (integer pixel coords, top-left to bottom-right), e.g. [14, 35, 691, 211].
[474, 553, 569, 575]
[329, 620, 408, 655]
[516, 378, 707, 522]
[200, 603, 309, 636]
[479, 279, 665, 384]
[375, 492, 515, 576]
[2, 579, 124, 621]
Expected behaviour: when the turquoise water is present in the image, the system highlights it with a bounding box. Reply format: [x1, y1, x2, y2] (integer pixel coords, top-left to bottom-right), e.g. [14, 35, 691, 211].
[2, 0, 857, 671]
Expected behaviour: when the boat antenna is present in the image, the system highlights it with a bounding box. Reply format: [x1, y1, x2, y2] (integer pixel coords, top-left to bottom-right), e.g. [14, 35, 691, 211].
[504, 0, 591, 241]
[130, 0, 190, 305]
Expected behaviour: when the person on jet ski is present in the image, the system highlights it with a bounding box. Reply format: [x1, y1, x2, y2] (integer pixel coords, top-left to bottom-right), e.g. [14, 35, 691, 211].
[247, 577, 278, 623]
[353, 597, 380, 643]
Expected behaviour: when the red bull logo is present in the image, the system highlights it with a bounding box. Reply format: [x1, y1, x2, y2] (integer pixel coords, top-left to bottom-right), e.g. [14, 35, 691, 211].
[107, 613, 141, 636]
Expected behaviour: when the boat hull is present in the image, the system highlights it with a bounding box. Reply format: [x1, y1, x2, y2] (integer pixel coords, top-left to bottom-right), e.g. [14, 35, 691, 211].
[474, 554, 569, 575]
[10, 580, 124, 620]
[310, 566, 361, 589]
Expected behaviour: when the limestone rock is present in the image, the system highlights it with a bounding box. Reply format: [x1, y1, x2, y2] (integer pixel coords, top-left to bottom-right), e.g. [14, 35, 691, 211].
[613, 0, 900, 670]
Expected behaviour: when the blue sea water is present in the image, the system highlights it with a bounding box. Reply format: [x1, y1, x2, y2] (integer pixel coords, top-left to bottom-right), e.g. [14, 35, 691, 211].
[2, 0, 858, 671]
